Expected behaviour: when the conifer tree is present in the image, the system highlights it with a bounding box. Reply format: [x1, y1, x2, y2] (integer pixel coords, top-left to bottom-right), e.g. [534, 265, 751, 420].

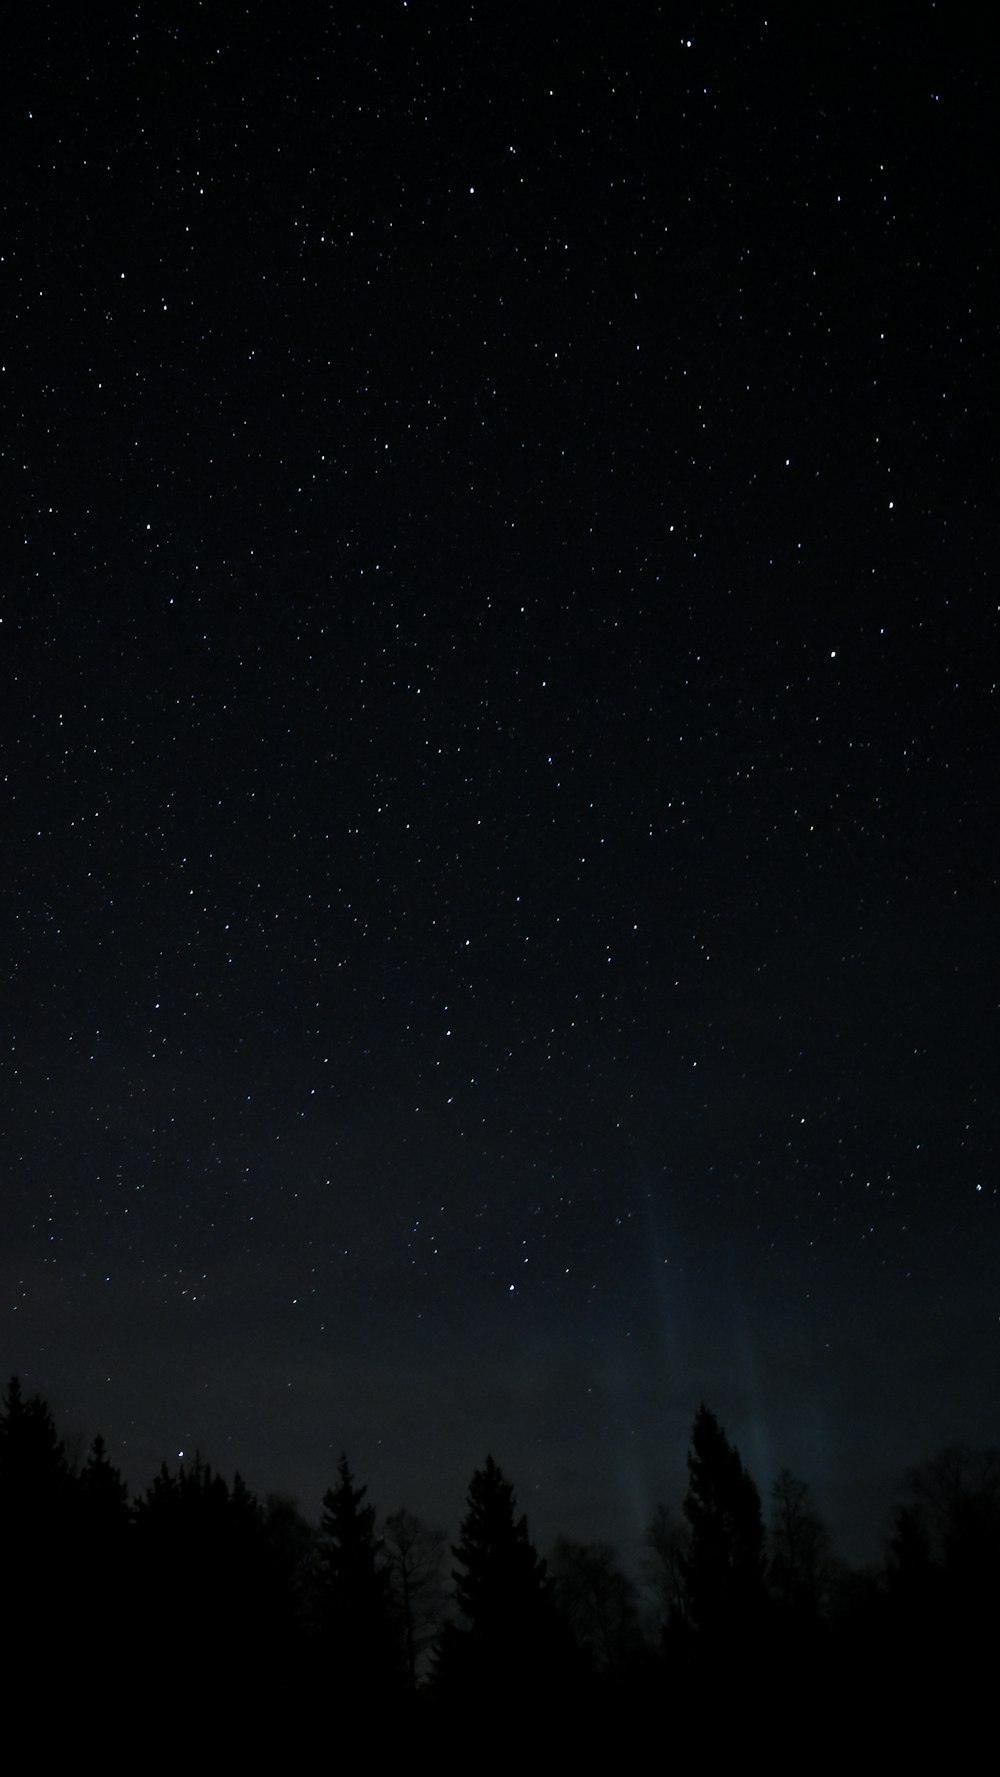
[437, 1454, 558, 1708]
[316, 1454, 400, 1704]
[452, 1455, 549, 1634]
[76, 1433, 131, 1619]
[0, 1376, 74, 1665]
[79, 1433, 130, 1529]
[681, 1404, 766, 1637]
[0, 1375, 71, 1524]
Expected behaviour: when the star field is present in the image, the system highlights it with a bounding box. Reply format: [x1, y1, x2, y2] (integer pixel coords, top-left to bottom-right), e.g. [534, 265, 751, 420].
[2, 6, 995, 1564]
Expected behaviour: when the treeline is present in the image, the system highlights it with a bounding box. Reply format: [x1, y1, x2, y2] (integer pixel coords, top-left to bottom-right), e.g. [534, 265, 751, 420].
[1, 1378, 996, 1745]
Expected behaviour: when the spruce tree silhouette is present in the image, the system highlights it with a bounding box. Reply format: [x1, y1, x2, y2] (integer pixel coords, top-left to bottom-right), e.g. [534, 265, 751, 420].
[436, 1455, 561, 1716]
[132, 1452, 274, 1705]
[0, 1377, 74, 1700]
[315, 1454, 401, 1709]
[76, 1433, 131, 1646]
[681, 1405, 766, 1641]
[0, 1375, 71, 1526]
[453, 1455, 549, 1634]
[79, 1433, 129, 1528]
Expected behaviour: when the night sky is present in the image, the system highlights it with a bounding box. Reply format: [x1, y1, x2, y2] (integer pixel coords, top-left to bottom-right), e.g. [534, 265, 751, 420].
[4, 5, 995, 1569]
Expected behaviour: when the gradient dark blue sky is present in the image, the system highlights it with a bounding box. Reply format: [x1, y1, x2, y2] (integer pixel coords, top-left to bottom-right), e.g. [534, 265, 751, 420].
[3, 3, 995, 1569]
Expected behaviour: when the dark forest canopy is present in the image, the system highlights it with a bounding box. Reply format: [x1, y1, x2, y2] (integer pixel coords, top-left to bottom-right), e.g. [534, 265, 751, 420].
[1, 1375, 996, 1742]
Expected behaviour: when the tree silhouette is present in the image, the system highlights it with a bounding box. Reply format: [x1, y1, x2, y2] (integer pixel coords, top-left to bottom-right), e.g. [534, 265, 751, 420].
[384, 1506, 449, 1693]
[0, 1377, 76, 1702]
[0, 1377, 73, 1604]
[261, 1489, 315, 1631]
[132, 1452, 274, 1699]
[904, 1444, 1000, 1584]
[549, 1536, 643, 1681]
[643, 1500, 692, 1635]
[436, 1454, 563, 1713]
[75, 1433, 132, 1643]
[888, 1443, 1000, 1681]
[453, 1455, 549, 1633]
[79, 1433, 129, 1525]
[681, 1404, 765, 1640]
[315, 1454, 400, 1707]
[0, 1375, 71, 1522]
[769, 1467, 833, 1625]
